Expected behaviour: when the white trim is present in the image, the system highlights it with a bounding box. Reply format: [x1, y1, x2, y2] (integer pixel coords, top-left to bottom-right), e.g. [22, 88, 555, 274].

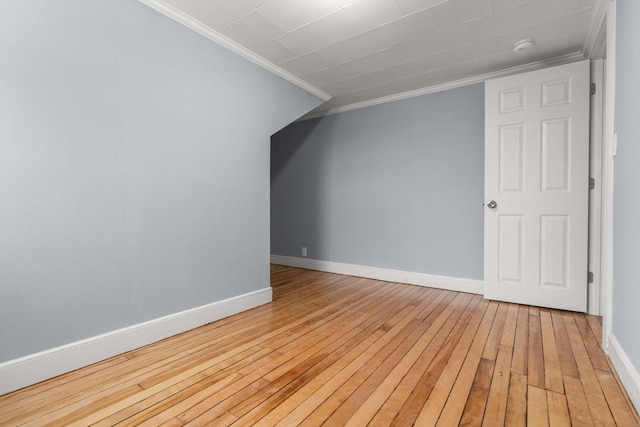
[601, 1, 616, 351]
[0, 288, 272, 395]
[300, 52, 585, 120]
[588, 59, 605, 316]
[584, 0, 609, 59]
[138, 0, 331, 101]
[271, 255, 483, 295]
[607, 333, 640, 412]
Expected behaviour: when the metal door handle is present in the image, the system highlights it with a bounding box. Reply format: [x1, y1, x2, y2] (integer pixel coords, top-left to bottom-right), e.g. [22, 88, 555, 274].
[487, 200, 497, 209]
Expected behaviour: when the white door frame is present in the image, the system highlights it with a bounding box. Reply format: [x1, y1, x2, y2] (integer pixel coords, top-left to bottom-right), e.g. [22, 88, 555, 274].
[600, 0, 617, 350]
[588, 59, 604, 316]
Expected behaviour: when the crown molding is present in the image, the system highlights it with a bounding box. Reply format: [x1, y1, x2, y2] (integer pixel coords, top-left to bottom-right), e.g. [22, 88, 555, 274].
[301, 51, 586, 120]
[139, 0, 331, 101]
[583, 0, 608, 59]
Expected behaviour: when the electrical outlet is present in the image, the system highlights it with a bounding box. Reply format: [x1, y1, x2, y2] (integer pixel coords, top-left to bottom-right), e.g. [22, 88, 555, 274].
[301, 247, 307, 257]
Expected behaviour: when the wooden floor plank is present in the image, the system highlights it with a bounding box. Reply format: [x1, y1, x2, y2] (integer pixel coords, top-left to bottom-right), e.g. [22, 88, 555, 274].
[547, 390, 571, 427]
[505, 372, 527, 427]
[528, 307, 545, 389]
[541, 310, 564, 394]
[564, 315, 617, 426]
[0, 265, 636, 427]
[551, 311, 580, 378]
[528, 385, 550, 427]
[511, 305, 529, 376]
[564, 374, 595, 426]
[481, 344, 513, 426]
[459, 358, 494, 426]
[573, 313, 611, 372]
[481, 302, 508, 360]
[595, 369, 640, 427]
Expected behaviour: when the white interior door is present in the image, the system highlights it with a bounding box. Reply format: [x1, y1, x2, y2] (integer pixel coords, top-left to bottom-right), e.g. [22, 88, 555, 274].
[484, 60, 590, 312]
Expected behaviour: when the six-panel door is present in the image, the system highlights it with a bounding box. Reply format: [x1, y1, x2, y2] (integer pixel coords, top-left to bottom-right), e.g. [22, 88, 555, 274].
[484, 60, 590, 312]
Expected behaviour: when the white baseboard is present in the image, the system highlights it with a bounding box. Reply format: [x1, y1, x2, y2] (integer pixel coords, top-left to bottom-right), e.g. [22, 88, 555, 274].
[607, 333, 640, 413]
[0, 288, 272, 395]
[271, 255, 483, 295]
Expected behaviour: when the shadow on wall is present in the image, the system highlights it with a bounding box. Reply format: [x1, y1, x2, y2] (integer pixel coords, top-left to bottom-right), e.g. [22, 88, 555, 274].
[271, 118, 326, 261]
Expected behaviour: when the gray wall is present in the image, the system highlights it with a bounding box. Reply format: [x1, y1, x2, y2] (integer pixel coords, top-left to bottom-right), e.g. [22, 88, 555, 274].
[0, 0, 321, 362]
[271, 84, 484, 280]
[612, 0, 640, 373]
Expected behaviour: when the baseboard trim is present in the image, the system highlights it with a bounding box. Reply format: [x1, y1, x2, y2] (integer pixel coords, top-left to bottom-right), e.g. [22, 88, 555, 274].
[0, 288, 272, 395]
[607, 333, 640, 412]
[271, 255, 483, 295]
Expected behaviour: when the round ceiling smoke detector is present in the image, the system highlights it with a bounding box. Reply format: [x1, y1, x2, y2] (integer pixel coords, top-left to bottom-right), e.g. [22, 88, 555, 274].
[513, 39, 534, 54]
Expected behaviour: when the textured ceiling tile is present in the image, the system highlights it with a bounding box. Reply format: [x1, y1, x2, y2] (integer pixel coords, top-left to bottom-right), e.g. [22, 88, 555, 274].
[308, 9, 362, 44]
[176, 1, 237, 29]
[412, 58, 482, 84]
[518, 0, 582, 28]
[280, 52, 332, 76]
[257, 0, 322, 32]
[431, 0, 492, 28]
[465, 6, 520, 41]
[326, 48, 460, 93]
[542, 8, 593, 42]
[415, 48, 462, 71]
[432, 23, 470, 51]
[309, 0, 358, 15]
[395, 0, 447, 15]
[315, 39, 365, 66]
[339, 25, 397, 57]
[381, 7, 440, 44]
[219, 11, 284, 47]
[388, 35, 446, 63]
[251, 39, 297, 64]
[450, 37, 499, 62]
[276, 25, 329, 56]
[344, 0, 405, 30]
[330, 49, 401, 80]
[489, 0, 527, 14]
[216, 0, 269, 17]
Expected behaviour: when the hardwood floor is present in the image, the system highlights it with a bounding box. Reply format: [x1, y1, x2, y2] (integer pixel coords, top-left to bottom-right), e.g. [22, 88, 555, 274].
[1, 265, 638, 426]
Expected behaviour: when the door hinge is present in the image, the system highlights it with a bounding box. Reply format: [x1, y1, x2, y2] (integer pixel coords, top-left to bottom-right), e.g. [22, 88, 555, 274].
[588, 271, 594, 283]
[591, 83, 596, 95]
[590, 178, 595, 190]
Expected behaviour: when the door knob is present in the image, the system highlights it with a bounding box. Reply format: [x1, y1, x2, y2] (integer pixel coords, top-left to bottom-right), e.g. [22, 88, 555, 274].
[487, 200, 497, 209]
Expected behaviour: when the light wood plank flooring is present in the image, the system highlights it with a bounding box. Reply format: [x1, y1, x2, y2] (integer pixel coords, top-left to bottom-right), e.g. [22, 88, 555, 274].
[1, 265, 638, 426]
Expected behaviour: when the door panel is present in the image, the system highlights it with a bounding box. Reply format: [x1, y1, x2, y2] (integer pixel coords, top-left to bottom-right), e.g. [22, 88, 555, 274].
[484, 60, 590, 312]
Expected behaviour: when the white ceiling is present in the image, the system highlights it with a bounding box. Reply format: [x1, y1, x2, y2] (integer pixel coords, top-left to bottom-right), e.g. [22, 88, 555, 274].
[152, 0, 604, 116]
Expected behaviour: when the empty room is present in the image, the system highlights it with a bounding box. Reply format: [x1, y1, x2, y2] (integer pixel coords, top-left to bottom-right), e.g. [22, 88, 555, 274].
[0, 0, 638, 425]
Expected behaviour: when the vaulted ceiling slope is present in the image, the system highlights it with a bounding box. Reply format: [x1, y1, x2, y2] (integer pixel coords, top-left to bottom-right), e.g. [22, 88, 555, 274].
[147, 0, 605, 117]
